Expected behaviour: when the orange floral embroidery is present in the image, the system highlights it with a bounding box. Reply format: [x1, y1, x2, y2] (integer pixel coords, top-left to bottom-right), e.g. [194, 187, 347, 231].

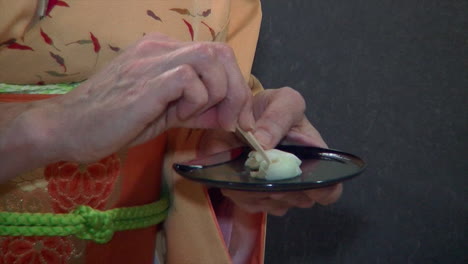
[0, 237, 72, 264]
[45, 155, 120, 213]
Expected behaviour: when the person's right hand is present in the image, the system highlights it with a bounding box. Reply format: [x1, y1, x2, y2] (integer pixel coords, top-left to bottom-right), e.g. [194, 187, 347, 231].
[31, 33, 255, 164]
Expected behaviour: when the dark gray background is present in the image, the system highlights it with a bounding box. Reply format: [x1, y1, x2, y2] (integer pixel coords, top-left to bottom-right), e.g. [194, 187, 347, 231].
[251, 1, 467, 263]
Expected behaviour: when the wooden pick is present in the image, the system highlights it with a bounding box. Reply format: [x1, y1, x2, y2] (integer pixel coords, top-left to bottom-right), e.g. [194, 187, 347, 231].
[236, 125, 271, 165]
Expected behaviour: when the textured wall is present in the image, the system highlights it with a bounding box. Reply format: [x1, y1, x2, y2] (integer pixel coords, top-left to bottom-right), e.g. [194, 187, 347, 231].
[251, 1, 467, 263]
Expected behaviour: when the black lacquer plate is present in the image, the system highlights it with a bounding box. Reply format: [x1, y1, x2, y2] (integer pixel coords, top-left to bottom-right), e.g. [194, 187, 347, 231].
[173, 145, 366, 192]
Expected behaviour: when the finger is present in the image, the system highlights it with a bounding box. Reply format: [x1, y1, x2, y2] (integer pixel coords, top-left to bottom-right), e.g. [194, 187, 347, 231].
[221, 189, 295, 216]
[214, 44, 255, 131]
[128, 65, 209, 145]
[252, 87, 306, 149]
[155, 43, 246, 130]
[147, 64, 208, 122]
[158, 43, 254, 131]
[237, 199, 290, 216]
[303, 184, 343, 205]
[219, 196, 266, 214]
[237, 92, 255, 131]
[282, 117, 328, 148]
[221, 189, 272, 203]
[270, 192, 316, 208]
[127, 43, 229, 122]
[157, 65, 214, 121]
[104, 64, 208, 147]
[318, 183, 343, 205]
[257, 199, 291, 216]
[133, 33, 185, 58]
[164, 43, 229, 103]
[269, 207, 289, 216]
[197, 130, 243, 157]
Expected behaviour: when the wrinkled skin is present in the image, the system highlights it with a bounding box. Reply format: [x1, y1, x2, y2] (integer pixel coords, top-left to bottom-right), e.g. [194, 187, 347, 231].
[3, 33, 341, 214]
[27, 33, 255, 164]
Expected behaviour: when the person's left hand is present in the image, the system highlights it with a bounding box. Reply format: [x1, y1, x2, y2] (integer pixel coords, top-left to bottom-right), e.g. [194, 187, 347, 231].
[198, 87, 343, 216]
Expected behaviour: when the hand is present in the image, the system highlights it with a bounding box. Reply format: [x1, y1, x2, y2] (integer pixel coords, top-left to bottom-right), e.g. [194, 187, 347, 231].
[198, 87, 343, 216]
[221, 184, 343, 216]
[31, 33, 254, 163]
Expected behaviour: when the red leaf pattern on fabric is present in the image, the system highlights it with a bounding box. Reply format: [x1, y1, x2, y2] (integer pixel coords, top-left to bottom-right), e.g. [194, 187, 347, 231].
[46, 0, 69, 16]
[7, 43, 33, 51]
[90, 33, 101, 53]
[199, 9, 211, 17]
[201, 21, 216, 41]
[182, 19, 194, 41]
[147, 10, 162, 22]
[49, 52, 67, 72]
[40, 28, 60, 51]
[170, 8, 194, 17]
[65, 39, 93, 46]
[45, 71, 68, 77]
[40, 29, 53, 45]
[108, 44, 121, 52]
[45, 0, 58, 15]
[0, 39, 16, 47]
[56, 1, 69, 7]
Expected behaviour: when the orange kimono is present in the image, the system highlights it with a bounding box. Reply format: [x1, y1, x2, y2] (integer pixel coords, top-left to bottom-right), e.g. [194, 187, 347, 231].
[0, 0, 265, 263]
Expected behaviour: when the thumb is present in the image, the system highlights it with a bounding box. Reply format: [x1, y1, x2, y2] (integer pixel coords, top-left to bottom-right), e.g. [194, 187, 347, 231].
[253, 120, 290, 150]
[252, 88, 305, 149]
[282, 117, 328, 148]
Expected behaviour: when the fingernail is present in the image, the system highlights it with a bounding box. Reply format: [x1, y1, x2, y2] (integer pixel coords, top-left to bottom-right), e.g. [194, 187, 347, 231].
[254, 129, 271, 148]
[238, 109, 255, 131]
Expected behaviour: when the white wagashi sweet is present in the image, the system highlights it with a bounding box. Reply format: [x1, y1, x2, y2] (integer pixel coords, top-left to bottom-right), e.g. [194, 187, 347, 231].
[245, 149, 302, 180]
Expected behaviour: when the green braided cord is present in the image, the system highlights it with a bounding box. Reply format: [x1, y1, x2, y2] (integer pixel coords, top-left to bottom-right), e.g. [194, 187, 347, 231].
[0, 197, 169, 244]
[0, 83, 80, 94]
[0, 82, 169, 243]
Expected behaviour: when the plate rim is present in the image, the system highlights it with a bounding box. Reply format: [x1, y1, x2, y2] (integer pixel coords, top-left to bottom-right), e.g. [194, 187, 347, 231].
[173, 145, 366, 192]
